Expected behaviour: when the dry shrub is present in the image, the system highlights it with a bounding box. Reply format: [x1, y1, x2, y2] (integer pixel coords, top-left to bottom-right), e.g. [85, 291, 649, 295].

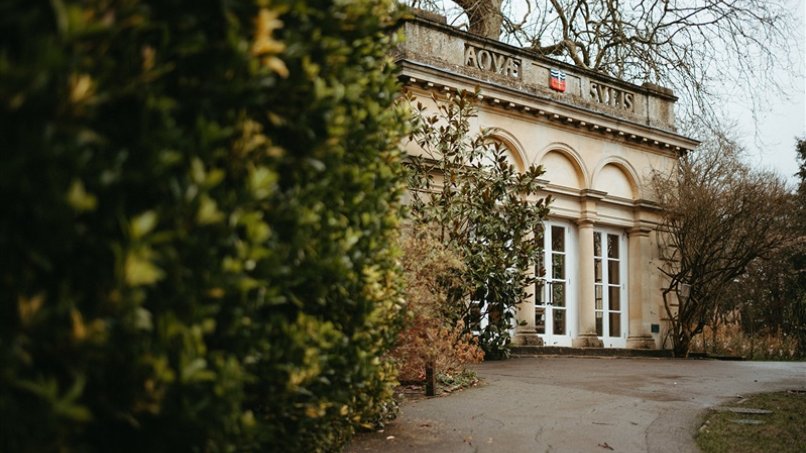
[392, 227, 484, 383]
[693, 323, 800, 360]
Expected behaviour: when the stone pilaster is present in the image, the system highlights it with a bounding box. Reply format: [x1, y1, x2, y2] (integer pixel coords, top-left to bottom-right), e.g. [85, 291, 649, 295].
[572, 189, 605, 348]
[514, 214, 544, 346]
[513, 261, 543, 346]
[626, 211, 657, 348]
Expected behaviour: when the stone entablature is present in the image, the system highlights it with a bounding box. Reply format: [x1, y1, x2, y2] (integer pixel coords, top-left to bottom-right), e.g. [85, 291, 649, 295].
[397, 14, 686, 144]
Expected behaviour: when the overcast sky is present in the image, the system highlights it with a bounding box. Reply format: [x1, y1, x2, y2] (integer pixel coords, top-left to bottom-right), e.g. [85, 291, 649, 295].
[722, 0, 805, 186]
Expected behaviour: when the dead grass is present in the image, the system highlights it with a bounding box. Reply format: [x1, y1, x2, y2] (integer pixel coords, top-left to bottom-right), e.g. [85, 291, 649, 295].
[697, 390, 806, 453]
[691, 324, 801, 360]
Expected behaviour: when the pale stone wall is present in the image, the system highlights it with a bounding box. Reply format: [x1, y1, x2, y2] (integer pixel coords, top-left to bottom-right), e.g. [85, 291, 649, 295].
[398, 14, 698, 349]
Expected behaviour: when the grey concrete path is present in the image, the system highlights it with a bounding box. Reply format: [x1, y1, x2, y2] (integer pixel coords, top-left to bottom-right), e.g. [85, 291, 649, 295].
[347, 357, 806, 453]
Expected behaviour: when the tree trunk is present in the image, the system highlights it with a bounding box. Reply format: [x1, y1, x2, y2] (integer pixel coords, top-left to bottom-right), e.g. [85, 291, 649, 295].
[673, 332, 691, 358]
[454, 0, 504, 40]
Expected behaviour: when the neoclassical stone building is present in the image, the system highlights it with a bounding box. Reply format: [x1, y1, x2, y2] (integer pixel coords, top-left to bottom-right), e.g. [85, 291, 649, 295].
[397, 13, 698, 349]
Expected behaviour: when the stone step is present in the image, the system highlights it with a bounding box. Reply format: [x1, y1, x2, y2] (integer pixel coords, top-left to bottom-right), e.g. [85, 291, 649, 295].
[510, 346, 673, 358]
[716, 407, 774, 415]
[509, 346, 745, 360]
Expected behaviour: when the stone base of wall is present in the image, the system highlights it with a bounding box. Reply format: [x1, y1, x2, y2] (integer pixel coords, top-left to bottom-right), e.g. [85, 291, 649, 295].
[572, 333, 604, 348]
[626, 335, 656, 349]
[512, 330, 544, 346]
[510, 346, 672, 358]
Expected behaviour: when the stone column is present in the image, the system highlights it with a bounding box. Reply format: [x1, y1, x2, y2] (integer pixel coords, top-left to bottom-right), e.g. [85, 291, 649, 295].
[514, 230, 543, 346]
[572, 190, 605, 348]
[572, 219, 603, 347]
[626, 218, 657, 349]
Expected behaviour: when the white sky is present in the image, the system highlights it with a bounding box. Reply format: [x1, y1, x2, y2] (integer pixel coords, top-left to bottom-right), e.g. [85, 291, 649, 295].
[720, 0, 805, 186]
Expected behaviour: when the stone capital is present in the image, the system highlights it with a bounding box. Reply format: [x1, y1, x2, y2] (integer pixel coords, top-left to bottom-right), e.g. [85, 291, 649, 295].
[627, 224, 653, 236]
[577, 217, 596, 228]
[581, 189, 608, 200]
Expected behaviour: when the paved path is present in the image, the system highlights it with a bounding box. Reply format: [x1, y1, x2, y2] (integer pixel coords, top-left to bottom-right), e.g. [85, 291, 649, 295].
[347, 357, 806, 453]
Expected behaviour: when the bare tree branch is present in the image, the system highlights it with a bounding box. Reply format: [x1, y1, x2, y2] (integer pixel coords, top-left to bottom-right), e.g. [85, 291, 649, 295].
[403, 0, 799, 127]
[652, 126, 790, 356]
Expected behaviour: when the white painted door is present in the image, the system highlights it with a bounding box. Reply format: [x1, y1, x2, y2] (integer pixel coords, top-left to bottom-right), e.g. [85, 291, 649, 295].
[594, 230, 627, 348]
[536, 222, 576, 346]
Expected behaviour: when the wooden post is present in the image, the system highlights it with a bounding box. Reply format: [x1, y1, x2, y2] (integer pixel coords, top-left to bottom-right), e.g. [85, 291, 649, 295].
[425, 360, 435, 396]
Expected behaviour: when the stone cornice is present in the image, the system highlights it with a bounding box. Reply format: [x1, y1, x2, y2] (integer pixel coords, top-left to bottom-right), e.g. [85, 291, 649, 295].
[396, 14, 701, 154]
[402, 13, 679, 102]
[400, 65, 699, 155]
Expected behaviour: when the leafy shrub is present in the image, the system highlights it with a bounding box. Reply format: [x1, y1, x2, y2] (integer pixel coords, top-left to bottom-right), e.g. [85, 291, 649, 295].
[0, 0, 405, 451]
[392, 228, 484, 383]
[406, 89, 551, 358]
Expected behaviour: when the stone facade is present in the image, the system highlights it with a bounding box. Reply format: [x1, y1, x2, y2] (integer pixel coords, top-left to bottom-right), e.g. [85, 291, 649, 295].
[397, 14, 699, 349]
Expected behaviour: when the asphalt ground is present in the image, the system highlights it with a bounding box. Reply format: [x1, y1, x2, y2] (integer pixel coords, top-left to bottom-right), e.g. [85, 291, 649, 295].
[346, 357, 806, 453]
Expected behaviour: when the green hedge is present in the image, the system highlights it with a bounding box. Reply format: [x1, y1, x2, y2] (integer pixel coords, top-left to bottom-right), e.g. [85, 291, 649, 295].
[0, 1, 406, 451]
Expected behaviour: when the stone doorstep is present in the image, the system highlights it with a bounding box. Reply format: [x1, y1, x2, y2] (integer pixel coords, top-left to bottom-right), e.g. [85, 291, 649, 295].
[509, 346, 745, 360]
[509, 346, 673, 358]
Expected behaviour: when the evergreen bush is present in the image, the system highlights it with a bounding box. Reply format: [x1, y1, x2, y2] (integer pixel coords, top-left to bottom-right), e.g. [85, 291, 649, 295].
[406, 89, 551, 359]
[0, 1, 405, 451]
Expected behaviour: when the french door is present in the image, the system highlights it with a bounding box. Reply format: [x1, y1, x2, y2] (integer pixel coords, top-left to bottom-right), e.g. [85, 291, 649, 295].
[535, 222, 576, 346]
[594, 230, 627, 347]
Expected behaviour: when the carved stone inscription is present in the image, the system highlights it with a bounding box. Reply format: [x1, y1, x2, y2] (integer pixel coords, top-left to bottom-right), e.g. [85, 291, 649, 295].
[464, 44, 521, 79]
[589, 82, 634, 111]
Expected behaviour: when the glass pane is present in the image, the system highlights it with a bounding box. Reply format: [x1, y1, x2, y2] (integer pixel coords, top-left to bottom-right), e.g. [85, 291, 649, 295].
[608, 234, 619, 258]
[594, 232, 602, 257]
[594, 258, 602, 283]
[535, 306, 545, 334]
[552, 282, 566, 307]
[552, 226, 565, 252]
[595, 311, 603, 336]
[595, 285, 603, 310]
[608, 286, 621, 311]
[552, 254, 565, 280]
[608, 259, 620, 284]
[609, 312, 621, 337]
[553, 309, 566, 335]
